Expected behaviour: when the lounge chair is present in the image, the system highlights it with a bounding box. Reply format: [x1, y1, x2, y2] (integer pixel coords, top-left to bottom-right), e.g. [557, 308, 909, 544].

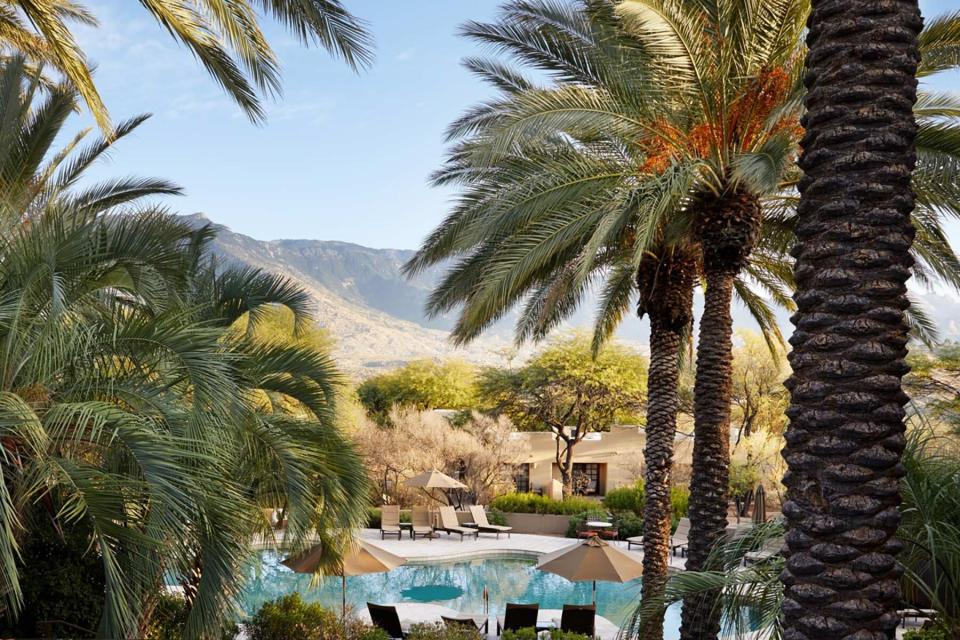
[368, 603, 405, 639]
[469, 505, 512, 538]
[380, 505, 402, 540]
[442, 615, 488, 633]
[671, 517, 690, 557]
[561, 604, 596, 637]
[411, 507, 434, 540]
[496, 602, 539, 635]
[743, 535, 785, 565]
[626, 535, 643, 550]
[438, 506, 479, 541]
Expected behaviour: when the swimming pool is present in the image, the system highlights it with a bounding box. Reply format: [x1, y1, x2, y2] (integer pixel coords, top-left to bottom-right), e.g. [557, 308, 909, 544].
[240, 552, 682, 630]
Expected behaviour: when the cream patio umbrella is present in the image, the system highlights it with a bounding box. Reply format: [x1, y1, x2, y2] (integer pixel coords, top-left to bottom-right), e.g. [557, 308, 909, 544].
[283, 540, 406, 618]
[536, 536, 644, 604]
[403, 469, 468, 508]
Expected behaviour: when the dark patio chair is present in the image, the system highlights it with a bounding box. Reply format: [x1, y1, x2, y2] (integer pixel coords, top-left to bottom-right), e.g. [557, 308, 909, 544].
[496, 602, 540, 635]
[368, 603, 405, 639]
[561, 604, 596, 637]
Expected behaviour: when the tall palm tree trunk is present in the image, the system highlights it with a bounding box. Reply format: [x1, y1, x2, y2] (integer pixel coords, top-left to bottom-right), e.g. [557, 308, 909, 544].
[781, 1, 922, 639]
[678, 269, 736, 640]
[637, 252, 695, 640]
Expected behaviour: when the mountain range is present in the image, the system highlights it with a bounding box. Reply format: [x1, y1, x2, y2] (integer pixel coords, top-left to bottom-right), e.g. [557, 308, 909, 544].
[183, 213, 960, 377]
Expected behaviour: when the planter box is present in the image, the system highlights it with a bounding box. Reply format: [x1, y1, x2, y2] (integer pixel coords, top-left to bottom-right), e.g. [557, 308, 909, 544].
[501, 512, 570, 536]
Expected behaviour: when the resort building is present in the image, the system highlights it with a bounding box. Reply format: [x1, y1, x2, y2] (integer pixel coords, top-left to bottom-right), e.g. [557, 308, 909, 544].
[509, 425, 693, 499]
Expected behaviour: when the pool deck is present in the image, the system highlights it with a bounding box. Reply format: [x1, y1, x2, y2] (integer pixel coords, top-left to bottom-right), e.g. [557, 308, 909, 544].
[344, 529, 687, 640]
[355, 527, 688, 569]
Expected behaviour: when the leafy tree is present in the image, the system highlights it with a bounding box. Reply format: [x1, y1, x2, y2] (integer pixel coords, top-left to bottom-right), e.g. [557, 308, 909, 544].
[731, 330, 789, 443]
[478, 334, 646, 496]
[357, 359, 479, 424]
[781, 1, 923, 638]
[1, 0, 372, 131]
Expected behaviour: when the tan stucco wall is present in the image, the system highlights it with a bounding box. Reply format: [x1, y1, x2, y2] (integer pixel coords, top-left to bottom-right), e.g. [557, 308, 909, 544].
[511, 425, 697, 497]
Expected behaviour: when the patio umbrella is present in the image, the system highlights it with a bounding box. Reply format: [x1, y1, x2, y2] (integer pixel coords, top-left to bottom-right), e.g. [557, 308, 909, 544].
[536, 536, 643, 604]
[282, 540, 406, 618]
[403, 469, 467, 507]
[753, 484, 767, 525]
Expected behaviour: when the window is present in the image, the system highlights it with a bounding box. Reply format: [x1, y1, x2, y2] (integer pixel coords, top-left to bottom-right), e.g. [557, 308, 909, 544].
[513, 464, 530, 493]
[572, 463, 600, 495]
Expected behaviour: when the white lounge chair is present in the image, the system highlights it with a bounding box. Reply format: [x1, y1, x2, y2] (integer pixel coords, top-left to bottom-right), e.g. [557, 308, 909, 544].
[469, 505, 512, 538]
[671, 517, 690, 557]
[438, 506, 478, 541]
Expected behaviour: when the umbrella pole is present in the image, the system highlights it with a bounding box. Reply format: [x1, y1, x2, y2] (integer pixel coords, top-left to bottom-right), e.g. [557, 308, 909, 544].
[592, 580, 596, 605]
[342, 574, 347, 620]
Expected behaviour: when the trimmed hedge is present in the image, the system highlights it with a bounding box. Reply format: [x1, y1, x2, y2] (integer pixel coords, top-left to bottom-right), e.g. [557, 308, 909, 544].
[490, 493, 598, 515]
[602, 481, 644, 515]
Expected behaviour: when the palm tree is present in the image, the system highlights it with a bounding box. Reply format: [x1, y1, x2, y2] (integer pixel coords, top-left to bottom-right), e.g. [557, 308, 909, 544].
[406, 4, 798, 639]
[409, 2, 960, 638]
[0, 0, 372, 131]
[780, 0, 923, 638]
[0, 60, 369, 638]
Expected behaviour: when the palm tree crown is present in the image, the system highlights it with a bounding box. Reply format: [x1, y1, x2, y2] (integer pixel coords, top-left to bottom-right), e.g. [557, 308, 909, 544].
[1, 0, 373, 131]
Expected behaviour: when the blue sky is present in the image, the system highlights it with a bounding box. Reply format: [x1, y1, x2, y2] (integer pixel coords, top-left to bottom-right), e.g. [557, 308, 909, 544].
[74, 0, 960, 250]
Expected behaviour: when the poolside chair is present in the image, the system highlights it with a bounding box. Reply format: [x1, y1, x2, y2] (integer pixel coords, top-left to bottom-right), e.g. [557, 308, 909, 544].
[438, 506, 479, 541]
[671, 517, 691, 557]
[411, 507, 434, 540]
[496, 603, 540, 635]
[442, 615, 487, 633]
[743, 535, 785, 565]
[368, 603, 405, 639]
[561, 604, 596, 637]
[380, 505, 402, 540]
[626, 535, 643, 550]
[469, 505, 512, 538]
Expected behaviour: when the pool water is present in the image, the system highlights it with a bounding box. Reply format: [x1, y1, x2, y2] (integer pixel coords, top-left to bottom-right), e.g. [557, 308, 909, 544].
[240, 552, 682, 630]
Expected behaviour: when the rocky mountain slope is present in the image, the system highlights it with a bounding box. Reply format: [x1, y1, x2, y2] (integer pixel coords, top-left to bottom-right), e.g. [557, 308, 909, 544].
[184, 214, 960, 377]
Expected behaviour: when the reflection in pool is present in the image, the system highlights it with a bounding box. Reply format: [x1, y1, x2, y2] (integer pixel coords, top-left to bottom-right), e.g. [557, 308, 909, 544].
[240, 552, 673, 629]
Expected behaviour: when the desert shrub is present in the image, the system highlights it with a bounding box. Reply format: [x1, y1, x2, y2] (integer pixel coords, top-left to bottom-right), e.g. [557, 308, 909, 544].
[368, 508, 382, 528]
[490, 492, 597, 515]
[144, 594, 189, 640]
[602, 481, 645, 515]
[904, 625, 948, 640]
[406, 622, 483, 640]
[487, 508, 509, 526]
[671, 486, 690, 524]
[144, 593, 239, 640]
[612, 510, 644, 539]
[247, 594, 385, 640]
[565, 509, 610, 538]
[502, 629, 590, 640]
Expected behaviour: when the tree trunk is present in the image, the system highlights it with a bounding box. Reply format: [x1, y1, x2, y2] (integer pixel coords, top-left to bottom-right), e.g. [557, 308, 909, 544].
[635, 248, 696, 640]
[781, 1, 921, 639]
[679, 269, 737, 640]
[639, 317, 685, 640]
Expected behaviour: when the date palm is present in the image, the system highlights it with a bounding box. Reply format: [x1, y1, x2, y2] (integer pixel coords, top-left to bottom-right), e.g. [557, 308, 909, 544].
[781, 1, 922, 638]
[408, 2, 960, 639]
[406, 4, 797, 638]
[0, 0, 372, 131]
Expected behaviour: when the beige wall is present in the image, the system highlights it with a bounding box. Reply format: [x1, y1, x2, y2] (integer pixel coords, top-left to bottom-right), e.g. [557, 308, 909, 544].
[513, 425, 665, 498]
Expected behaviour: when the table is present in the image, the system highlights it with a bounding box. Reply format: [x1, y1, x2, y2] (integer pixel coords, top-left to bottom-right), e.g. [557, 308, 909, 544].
[585, 520, 612, 528]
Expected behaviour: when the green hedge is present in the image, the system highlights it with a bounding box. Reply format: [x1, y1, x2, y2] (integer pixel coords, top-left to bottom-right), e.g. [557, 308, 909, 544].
[602, 481, 644, 515]
[490, 493, 598, 515]
[671, 486, 690, 524]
